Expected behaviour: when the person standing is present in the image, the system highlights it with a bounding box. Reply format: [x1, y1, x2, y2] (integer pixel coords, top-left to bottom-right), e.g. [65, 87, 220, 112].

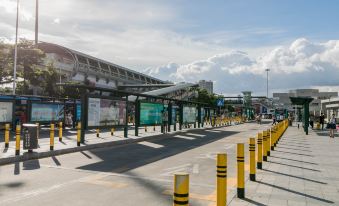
[329, 114, 336, 138]
[320, 113, 325, 130]
[272, 115, 276, 125]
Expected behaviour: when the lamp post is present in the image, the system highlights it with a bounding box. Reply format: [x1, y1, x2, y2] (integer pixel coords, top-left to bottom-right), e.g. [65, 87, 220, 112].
[13, 0, 20, 95]
[265, 69, 270, 99]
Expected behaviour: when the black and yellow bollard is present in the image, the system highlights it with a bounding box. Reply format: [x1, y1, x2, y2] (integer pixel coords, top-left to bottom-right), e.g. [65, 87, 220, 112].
[249, 138, 256, 181]
[111, 128, 115, 136]
[237, 143, 245, 198]
[257, 133, 263, 169]
[96, 128, 100, 137]
[59, 122, 63, 142]
[77, 122, 81, 147]
[5, 123, 10, 148]
[263, 130, 268, 162]
[36, 123, 40, 139]
[50, 124, 55, 151]
[217, 153, 227, 206]
[15, 125, 21, 156]
[267, 129, 271, 156]
[173, 173, 189, 206]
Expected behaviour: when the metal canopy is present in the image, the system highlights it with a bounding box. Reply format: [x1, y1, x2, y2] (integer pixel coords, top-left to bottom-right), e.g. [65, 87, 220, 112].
[289, 97, 314, 135]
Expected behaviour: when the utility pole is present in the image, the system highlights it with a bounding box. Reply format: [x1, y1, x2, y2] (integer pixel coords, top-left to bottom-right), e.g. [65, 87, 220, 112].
[265, 68, 270, 99]
[13, 0, 19, 95]
[35, 0, 39, 46]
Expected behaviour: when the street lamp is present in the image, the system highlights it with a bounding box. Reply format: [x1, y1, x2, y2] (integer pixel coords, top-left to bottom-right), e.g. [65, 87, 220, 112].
[265, 68, 270, 99]
[13, 0, 20, 95]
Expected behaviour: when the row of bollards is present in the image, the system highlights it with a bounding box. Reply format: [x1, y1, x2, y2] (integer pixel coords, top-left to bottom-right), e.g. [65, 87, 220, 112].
[173, 119, 289, 205]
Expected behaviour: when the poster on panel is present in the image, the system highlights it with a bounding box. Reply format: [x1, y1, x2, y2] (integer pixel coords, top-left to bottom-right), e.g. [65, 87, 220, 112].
[183, 106, 197, 123]
[139, 102, 164, 126]
[30, 103, 64, 122]
[201, 108, 205, 122]
[87, 98, 126, 127]
[0, 102, 13, 123]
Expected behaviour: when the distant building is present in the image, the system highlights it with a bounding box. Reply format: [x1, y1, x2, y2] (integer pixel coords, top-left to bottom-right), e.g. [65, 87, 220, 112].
[273, 89, 338, 116]
[198, 80, 213, 94]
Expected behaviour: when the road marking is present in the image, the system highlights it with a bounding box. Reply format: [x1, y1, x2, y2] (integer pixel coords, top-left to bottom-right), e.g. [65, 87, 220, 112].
[192, 164, 199, 174]
[161, 163, 200, 176]
[186, 133, 205, 137]
[205, 130, 221, 133]
[138, 141, 164, 148]
[174, 135, 195, 140]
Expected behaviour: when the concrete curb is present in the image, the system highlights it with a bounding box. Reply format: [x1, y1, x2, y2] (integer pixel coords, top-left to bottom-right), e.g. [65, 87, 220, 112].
[0, 123, 244, 166]
[0, 133, 171, 166]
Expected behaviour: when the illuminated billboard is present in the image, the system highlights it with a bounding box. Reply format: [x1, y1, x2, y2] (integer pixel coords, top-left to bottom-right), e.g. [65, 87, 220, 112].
[183, 106, 197, 123]
[87, 98, 126, 127]
[0, 102, 13, 123]
[139, 102, 164, 126]
[30, 103, 64, 122]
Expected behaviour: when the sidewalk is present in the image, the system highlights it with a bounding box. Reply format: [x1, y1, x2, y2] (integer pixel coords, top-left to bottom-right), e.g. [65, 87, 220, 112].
[229, 125, 339, 205]
[0, 122, 232, 165]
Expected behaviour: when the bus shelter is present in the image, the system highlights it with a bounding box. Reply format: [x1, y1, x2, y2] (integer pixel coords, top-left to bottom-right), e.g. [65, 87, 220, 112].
[290, 97, 314, 135]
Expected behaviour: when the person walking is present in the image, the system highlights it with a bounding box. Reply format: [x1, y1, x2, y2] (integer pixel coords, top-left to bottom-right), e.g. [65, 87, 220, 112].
[320, 113, 325, 130]
[272, 115, 276, 125]
[329, 114, 336, 138]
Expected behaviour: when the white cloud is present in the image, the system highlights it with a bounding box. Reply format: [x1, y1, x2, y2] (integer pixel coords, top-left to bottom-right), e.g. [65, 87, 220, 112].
[53, 18, 60, 24]
[147, 38, 339, 95]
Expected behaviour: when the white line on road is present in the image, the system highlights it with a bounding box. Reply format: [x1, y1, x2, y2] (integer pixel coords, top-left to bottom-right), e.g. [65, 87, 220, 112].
[186, 133, 205, 137]
[174, 135, 195, 140]
[138, 141, 164, 148]
[205, 130, 221, 133]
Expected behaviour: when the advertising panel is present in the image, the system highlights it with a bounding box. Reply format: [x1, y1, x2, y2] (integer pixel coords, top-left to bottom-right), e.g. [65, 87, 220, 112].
[0, 101, 13, 123]
[76, 104, 81, 121]
[183, 106, 197, 123]
[139, 102, 163, 126]
[30, 103, 64, 122]
[87, 98, 126, 127]
[171, 107, 177, 125]
[201, 108, 205, 122]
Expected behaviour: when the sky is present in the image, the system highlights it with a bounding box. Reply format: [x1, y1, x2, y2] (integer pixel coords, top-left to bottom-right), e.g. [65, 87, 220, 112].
[1, 0, 339, 96]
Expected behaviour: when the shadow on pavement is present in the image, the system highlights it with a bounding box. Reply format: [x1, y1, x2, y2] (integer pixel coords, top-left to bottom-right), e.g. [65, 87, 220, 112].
[270, 155, 318, 165]
[262, 169, 326, 184]
[241, 198, 267, 206]
[274, 145, 312, 152]
[257, 181, 334, 204]
[23, 159, 41, 170]
[51, 156, 61, 166]
[14, 162, 20, 175]
[273, 149, 313, 157]
[267, 160, 321, 172]
[77, 129, 239, 173]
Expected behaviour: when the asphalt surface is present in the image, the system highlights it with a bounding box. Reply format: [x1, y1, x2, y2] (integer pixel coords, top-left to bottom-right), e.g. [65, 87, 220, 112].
[0, 121, 271, 206]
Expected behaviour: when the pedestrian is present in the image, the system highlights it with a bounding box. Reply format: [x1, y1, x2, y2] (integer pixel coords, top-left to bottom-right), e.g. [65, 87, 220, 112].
[329, 114, 336, 138]
[309, 115, 314, 129]
[320, 113, 325, 130]
[272, 115, 276, 125]
[162, 110, 168, 133]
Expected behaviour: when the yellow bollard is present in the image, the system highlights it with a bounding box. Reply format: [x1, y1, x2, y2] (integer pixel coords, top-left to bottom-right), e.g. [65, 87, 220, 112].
[96, 128, 100, 137]
[111, 128, 115, 136]
[257, 133, 263, 169]
[217, 153, 227, 206]
[173, 173, 189, 206]
[15, 125, 21, 155]
[77, 122, 81, 147]
[5, 123, 10, 148]
[59, 122, 63, 142]
[50, 124, 55, 151]
[249, 138, 256, 181]
[263, 131, 268, 161]
[267, 129, 271, 156]
[237, 143, 245, 198]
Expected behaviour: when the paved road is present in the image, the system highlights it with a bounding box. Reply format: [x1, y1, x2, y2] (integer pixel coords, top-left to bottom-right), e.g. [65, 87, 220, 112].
[0, 121, 271, 206]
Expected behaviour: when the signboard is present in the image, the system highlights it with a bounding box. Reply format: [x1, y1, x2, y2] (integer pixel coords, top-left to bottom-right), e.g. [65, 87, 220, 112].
[139, 102, 164, 126]
[183, 106, 197, 123]
[87, 98, 126, 127]
[171, 107, 178, 125]
[0, 101, 13, 123]
[76, 104, 81, 121]
[216, 99, 224, 107]
[22, 124, 38, 150]
[201, 108, 205, 122]
[30, 103, 64, 122]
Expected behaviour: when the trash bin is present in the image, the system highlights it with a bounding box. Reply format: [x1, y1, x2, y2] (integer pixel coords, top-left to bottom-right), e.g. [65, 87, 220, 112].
[22, 124, 38, 151]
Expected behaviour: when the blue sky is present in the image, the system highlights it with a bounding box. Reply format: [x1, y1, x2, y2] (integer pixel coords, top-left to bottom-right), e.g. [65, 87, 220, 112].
[1, 0, 339, 95]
